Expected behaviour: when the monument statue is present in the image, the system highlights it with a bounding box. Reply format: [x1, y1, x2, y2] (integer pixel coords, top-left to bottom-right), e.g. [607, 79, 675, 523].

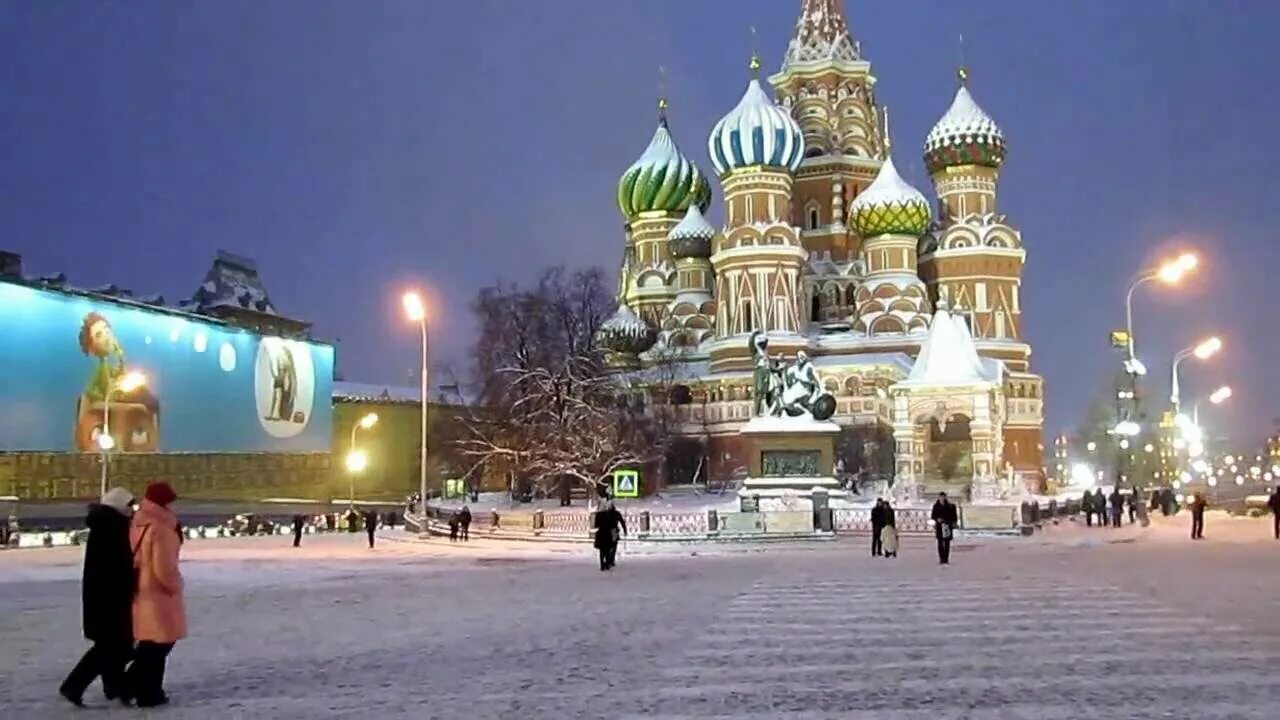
[748, 333, 837, 421]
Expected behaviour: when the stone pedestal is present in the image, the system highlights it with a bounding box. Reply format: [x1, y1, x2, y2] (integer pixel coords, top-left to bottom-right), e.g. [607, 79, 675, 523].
[737, 416, 847, 510]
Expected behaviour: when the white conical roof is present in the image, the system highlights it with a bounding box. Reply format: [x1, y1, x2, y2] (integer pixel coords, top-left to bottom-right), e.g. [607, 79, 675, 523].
[924, 85, 1005, 155]
[669, 204, 716, 241]
[850, 156, 928, 214]
[901, 305, 994, 386]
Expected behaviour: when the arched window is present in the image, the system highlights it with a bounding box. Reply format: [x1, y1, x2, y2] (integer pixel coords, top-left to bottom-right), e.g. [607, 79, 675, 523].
[808, 208, 820, 230]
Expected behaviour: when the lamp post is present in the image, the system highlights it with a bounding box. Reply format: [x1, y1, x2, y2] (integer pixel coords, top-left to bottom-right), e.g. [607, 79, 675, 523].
[1171, 336, 1222, 414]
[1191, 385, 1232, 428]
[347, 412, 378, 506]
[1124, 252, 1197, 362]
[403, 292, 428, 520]
[99, 371, 147, 496]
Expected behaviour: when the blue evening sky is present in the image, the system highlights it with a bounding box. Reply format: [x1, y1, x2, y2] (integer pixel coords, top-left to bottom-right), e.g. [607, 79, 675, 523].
[2, 1, 1277, 444]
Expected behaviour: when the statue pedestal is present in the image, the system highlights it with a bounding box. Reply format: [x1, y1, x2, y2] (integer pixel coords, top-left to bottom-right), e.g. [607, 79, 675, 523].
[737, 416, 846, 511]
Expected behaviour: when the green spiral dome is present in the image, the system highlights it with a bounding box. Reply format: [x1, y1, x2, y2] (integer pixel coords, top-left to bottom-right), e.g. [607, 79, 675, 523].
[617, 119, 712, 220]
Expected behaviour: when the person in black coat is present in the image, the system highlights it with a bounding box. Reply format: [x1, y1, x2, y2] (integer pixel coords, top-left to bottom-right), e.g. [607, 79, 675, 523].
[931, 492, 958, 565]
[1190, 493, 1207, 539]
[291, 514, 305, 548]
[1109, 488, 1124, 528]
[870, 499, 886, 557]
[593, 501, 627, 571]
[458, 506, 472, 542]
[1267, 487, 1280, 540]
[364, 510, 378, 549]
[1082, 491, 1095, 527]
[1092, 489, 1107, 529]
[60, 487, 136, 707]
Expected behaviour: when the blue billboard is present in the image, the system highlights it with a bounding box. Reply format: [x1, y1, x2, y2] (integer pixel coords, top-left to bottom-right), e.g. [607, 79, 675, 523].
[0, 281, 334, 453]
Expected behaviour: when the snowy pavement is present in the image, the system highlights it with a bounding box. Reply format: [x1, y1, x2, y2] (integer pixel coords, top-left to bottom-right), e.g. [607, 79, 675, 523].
[2, 520, 1279, 718]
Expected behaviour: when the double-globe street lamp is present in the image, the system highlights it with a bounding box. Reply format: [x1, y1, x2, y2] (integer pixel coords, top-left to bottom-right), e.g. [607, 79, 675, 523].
[402, 291, 429, 522]
[1171, 336, 1223, 415]
[346, 412, 379, 505]
[99, 370, 147, 496]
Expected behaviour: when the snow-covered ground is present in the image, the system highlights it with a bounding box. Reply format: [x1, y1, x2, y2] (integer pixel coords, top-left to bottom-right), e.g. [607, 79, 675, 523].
[2, 519, 1279, 718]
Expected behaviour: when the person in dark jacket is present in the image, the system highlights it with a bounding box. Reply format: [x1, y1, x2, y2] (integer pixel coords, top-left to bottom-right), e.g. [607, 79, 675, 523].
[291, 514, 305, 548]
[1092, 489, 1107, 528]
[1127, 489, 1139, 524]
[1190, 493, 1207, 539]
[1268, 487, 1280, 539]
[931, 492, 958, 565]
[870, 499, 886, 557]
[1109, 488, 1124, 528]
[364, 510, 378, 549]
[60, 487, 136, 707]
[448, 511, 460, 542]
[1082, 491, 1095, 527]
[593, 501, 627, 571]
[459, 506, 472, 542]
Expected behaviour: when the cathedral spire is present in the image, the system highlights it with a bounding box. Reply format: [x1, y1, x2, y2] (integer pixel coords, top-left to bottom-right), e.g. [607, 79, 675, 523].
[783, 0, 861, 69]
[657, 66, 668, 126]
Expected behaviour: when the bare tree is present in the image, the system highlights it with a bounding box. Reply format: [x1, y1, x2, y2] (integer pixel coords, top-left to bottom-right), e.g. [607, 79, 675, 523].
[455, 266, 669, 500]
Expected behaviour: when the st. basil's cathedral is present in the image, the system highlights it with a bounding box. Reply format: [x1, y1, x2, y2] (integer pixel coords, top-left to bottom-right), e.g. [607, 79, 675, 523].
[598, 0, 1045, 496]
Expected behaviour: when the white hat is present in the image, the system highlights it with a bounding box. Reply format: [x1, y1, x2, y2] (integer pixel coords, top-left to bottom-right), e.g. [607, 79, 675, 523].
[100, 487, 135, 516]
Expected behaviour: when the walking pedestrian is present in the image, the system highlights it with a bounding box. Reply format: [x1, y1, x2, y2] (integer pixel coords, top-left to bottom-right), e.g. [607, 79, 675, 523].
[59, 488, 136, 707]
[1109, 487, 1124, 528]
[291, 514, 305, 548]
[1132, 487, 1150, 527]
[870, 499, 886, 557]
[931, 492, 958, 565]
[1189, 493, 1207, 540]
[126, 482, 186, 708]
[1268, 487, 1280, 540]
[364, 510, 378, 549]
[593, 500, 627, 571]
[1082, 491, 1095, 527]
[459, 505, 472, 542]
[881, 499, 898, 559]
[448, 511, 460, 542]
[1093, 489, 1107, 529]
[1126, 489, 1138, 524]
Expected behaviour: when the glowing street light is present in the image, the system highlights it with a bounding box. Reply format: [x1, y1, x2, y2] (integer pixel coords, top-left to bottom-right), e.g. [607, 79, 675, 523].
[347, 412, 379, 505]
[100, 371, 148, 495]
[403, 290, 430, 518]
[1125, 252, 1198, 362]
[1171, 336, 1223, 411]
[345, 449, 369, 474]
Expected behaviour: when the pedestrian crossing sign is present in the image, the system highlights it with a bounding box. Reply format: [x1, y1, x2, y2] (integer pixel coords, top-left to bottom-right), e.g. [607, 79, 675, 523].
[612, 469, 640, 498]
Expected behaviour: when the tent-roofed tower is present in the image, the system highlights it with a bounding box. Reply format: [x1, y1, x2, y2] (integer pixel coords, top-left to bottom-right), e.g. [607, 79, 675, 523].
[770, 0, 885, 326]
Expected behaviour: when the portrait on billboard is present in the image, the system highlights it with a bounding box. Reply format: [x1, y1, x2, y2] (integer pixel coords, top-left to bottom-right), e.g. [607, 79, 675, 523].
[254, 336, 316, 438]
[73, 311, 161, 452]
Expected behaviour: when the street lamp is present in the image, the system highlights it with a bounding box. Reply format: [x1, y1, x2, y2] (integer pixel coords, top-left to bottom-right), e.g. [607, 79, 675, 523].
[1171, 336, 1222, 412]
[1124, 252, 1197, 362]
[99, 371, 147, 496]
[347, 412, 378, 504]
[403, 291, 429, 520]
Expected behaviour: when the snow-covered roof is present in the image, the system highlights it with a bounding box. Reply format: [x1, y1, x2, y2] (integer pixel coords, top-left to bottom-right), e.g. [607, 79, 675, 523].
[782, 0, 861, 69]
[190, 250, 278, 315]
[617, 116, 710, 220]
[669, 204, 716, 241]
[899, 306, 1001, 387]
[848, 155, 931, 238]
[332, 381, 420, 404]
[708, 79, 805, 175]
[924, 83, 1005, 167]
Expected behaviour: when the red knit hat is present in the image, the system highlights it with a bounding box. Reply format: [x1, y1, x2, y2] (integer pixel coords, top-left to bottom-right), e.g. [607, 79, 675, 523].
[144, 482, 177, 507]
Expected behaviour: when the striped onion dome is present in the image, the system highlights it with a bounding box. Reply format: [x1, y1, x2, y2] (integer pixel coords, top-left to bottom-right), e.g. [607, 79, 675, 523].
[668, 205, 716, 259]
[923, 82, 1006, 174]
[596, 304, 657, 356]
[708, 79, 805, 176]
[617, 117, 712, 220]
[849, 155, 931, 238]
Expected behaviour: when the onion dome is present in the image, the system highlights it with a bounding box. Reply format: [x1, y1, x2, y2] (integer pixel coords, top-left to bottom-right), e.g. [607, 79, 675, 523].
[668, 205, 716, 259]
[923, 70, 1006, 174]
[617, 104, 712, 220]
[849, 156, 931, 237]
[708, 58, 805, 176]
[596, 304, 657, 357]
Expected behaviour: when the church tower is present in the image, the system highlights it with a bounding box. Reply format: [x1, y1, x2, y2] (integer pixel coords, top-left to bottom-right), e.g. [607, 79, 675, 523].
[918, 68, 1043, 475]
[769, 0, 885, 323]
[707, 54, 807, 372]
[616, 97, 712, 326]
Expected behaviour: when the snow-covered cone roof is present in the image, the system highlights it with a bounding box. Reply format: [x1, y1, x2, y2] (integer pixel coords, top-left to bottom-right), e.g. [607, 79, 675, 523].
[924, 81, 1006, 174]
[848, 156, 931, 237]
[901, 305, 997, 386]
[596, 304, 657, 357]
[617, 116, 711, 220]
[783, 0, 861, 69]
[709, 78, 805, 176]
[190, 250, 277, 314]
[668, 204, 716, 259]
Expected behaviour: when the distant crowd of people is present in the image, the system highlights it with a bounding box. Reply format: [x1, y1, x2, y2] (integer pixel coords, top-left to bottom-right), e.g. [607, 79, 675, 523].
[1081, 487, 1151, 528]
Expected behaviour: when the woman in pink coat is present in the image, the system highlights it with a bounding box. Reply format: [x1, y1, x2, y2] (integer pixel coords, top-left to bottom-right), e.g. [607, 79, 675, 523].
[126, 482, 186, 707]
